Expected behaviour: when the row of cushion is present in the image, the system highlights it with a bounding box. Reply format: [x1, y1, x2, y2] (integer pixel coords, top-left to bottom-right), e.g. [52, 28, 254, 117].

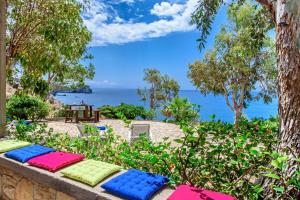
[0, 140, 235, 200]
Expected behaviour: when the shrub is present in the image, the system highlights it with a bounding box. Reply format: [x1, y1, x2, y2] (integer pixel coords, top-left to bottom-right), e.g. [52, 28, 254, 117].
[98, 103, 152, 120]
[53, 105, 69, 118]
[6, 95, 50, 121]
[81, 124, 100, 136]
[162, 97, 200, 123]
[98, 105, 117, 119]
[8, 117, 298, 199]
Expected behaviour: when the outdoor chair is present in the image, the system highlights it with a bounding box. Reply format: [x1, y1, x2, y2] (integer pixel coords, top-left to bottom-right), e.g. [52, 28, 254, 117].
[93, 109, 100, 122]
[65, 109, 75, 123]
[128, 124, 152, 145]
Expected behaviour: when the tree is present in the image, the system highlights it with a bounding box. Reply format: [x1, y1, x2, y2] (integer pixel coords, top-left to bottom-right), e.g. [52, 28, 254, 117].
[189, 3, 277, 124]
[192, 0, 300, 197]
[6, 0, 94, 96]
[137, 68, 180, 110]
[0, 0, 6, 137]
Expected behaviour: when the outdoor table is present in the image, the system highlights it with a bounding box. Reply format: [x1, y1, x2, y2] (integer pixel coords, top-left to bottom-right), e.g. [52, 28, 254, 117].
[66, 104, 95, 122]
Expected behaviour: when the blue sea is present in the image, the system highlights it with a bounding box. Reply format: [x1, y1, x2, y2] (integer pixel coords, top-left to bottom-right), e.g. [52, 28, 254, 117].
[54, 88, 278, 123]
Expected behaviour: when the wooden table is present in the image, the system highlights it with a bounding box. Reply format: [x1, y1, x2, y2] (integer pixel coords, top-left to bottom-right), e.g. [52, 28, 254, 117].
[66, 104, 95, 123]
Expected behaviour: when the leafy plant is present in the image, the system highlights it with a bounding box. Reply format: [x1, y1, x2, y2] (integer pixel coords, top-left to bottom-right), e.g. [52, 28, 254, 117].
[98, 103, 152, 120]
[8, 117, 298, 199]
[6, 95, 50, 121]
[259, 152, 300, 199]
[162, 97, 200, 123]
[81, 124, 100, 136]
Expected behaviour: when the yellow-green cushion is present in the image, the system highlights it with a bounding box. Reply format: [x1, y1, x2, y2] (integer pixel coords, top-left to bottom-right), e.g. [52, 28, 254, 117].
[61, 159, 122, 186]
[0, 140, 31, 153]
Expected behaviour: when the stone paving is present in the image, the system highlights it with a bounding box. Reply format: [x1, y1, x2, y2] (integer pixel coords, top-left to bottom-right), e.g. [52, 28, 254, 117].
[46, 119, 184, 143]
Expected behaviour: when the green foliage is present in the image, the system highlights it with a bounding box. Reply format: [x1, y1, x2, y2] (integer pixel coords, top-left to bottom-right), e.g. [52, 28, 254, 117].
[189, 3, 277, 123]
[137, 68, 180, 109]
[260, 152, 300, 199]
[191, 0, 224, 50]
[7, 0, 95, 96]
[98, 103, 152, 120]
[6, 95, 50, 121]
[191, 0, 274, 50]
[162, 97, 200, 123]
[53, 105, 69, 118]
[8, 117, 296, 199]
[81, 124, 100, 136]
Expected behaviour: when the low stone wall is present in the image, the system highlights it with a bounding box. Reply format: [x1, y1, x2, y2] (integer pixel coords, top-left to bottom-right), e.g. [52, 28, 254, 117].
[0, 166, 74, 200]
[0, 154, 173, 200]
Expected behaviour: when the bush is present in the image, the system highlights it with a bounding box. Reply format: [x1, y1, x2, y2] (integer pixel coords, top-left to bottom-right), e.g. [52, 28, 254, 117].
[162, 97, 200, 123]
[7, 116, 289, 199]
[81, 124, 100, 136]
[6, 95, 50, 121]
[53, 105, 69, 118]
[98, 103, 152, 120]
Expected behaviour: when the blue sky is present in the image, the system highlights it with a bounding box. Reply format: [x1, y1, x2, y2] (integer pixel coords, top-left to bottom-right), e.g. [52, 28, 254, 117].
[82, 0, 229, 90]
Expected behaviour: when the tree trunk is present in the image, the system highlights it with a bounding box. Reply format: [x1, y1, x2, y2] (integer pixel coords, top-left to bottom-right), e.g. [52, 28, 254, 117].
[0, 0, 6, 137]
[277, 0, 300, 160]
[261, 0, 300, 198]
[234, 109, 242, 126]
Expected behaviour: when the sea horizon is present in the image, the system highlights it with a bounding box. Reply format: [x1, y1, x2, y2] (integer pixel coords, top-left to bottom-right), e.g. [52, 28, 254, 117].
[54, 87, 278, 123]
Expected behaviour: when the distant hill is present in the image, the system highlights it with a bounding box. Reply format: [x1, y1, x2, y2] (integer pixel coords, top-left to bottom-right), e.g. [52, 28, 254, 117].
[52, 85, 92, 95]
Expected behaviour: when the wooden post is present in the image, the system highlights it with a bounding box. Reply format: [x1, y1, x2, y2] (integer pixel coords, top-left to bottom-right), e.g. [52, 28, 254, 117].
[0, 0, 6, 137]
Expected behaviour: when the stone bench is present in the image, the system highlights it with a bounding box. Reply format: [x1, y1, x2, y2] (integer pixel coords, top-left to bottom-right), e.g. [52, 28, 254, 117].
[0, 154, 173, 200]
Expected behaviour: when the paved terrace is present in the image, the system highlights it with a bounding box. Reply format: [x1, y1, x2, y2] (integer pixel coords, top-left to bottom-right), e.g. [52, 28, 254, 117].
[46, 119, 184, 143]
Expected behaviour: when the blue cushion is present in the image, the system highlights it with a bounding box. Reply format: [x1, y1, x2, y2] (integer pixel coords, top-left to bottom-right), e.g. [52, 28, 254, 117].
[21, 121, 31, 125]
[101, 169, 169, 200]
[5, 144, 55, 163]
[97, 126, 106, 131]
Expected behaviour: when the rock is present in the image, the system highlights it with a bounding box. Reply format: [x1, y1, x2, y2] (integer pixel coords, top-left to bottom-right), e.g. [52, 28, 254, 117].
[3, 183, 15, 200]
[6, 84, 16, 98]
[52, 85, 92, 95]
[33, 184, 56, 200]
[0, 174, 2, 197]
[15, 178, 34, 200]
[56, 192, 76, 200]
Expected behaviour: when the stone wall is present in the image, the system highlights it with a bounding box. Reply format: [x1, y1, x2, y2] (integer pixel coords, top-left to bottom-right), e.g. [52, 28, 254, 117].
[0, 154, 173, 200]
[0, 167, 75, 200]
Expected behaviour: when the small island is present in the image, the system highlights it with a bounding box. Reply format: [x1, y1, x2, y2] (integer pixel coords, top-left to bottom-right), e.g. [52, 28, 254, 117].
[52, 85, 92, 96]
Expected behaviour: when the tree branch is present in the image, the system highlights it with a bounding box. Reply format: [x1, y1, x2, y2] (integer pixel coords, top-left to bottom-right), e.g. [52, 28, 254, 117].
[256, 0, 276, 22]
[238, 82, 246, 109]
[222, 83, 234, 111]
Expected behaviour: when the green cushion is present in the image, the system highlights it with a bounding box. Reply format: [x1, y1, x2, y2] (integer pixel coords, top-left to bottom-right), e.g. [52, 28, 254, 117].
[61, 159, 122, 186]
[0, 140, 31, 153]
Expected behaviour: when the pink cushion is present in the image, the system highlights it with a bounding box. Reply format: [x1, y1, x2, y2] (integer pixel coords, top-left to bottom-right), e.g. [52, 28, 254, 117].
[27, 152, 84, 172]
[168, 185, 236, 200]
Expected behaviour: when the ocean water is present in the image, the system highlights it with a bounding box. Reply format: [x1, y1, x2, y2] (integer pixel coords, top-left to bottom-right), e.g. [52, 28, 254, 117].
[54, 88, 278, 123]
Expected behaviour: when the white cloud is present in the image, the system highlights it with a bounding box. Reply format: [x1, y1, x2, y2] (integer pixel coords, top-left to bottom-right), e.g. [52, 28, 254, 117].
[83, 0, 198, 46]
[87, 80, 117, 87]
[114, 0, 143, 4]
[151, 2, 184, 17]
[118, 0, 134, 3]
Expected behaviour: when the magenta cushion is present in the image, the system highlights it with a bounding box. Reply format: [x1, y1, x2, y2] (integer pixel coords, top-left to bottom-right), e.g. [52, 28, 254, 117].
[27, 152, 84, 172]
[168, 185, 236, 200]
